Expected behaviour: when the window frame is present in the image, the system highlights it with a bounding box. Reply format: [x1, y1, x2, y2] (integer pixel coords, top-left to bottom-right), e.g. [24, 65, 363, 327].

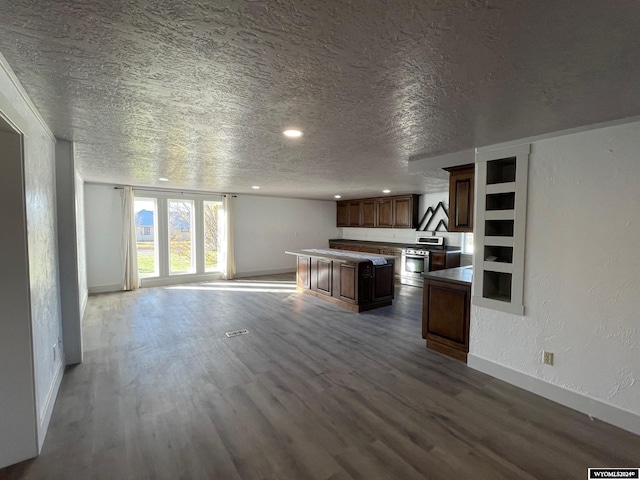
[133, 191, 224, 287]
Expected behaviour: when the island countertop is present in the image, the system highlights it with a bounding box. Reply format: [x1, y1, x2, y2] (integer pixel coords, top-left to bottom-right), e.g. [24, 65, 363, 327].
[285, 248, 396, 264]
[423, 266, 473, 286]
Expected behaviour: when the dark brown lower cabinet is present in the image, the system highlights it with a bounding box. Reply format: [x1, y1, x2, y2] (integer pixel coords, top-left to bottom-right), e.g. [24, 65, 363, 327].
[422, 278, 471, 362]
[292, 253, 395, 312]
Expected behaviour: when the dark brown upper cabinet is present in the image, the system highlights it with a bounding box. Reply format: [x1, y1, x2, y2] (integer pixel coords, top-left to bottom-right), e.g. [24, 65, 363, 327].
[445, 164, 475, 232]
[336, 194, 419, 229]
[376, 198, 394, 227]
[362, 199, 376, 227]
[347, 201, 362, 227]
[336, 202, 349, 227]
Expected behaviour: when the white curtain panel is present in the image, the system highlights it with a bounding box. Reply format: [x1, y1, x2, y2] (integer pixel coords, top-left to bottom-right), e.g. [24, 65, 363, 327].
[221, 194, 236, 280]
[122, 186, 140, 290]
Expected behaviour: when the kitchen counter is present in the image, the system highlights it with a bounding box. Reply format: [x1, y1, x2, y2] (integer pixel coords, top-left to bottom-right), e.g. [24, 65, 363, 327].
[423, 266, 472, 286]
[286, 248, 395, 264]
[329, 238, 462, 252]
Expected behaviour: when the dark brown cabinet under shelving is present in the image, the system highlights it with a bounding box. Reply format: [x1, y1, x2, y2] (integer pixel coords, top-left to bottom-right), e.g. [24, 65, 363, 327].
[422, 277, 471, 363]
[336, 194, 419, 229]
[444, 164, 474, 232]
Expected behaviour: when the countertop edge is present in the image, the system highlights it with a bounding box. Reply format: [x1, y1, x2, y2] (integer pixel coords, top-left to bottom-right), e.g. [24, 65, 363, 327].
[422, 266, 473, 285]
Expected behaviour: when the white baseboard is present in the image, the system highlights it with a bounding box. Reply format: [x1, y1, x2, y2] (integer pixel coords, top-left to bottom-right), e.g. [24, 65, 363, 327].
[235, 268, 296, 278]
[468, 354, 640, 436]
[88, 283, 121, 294]
[141, 272, 222, 288]
[37, 355, 65, 452]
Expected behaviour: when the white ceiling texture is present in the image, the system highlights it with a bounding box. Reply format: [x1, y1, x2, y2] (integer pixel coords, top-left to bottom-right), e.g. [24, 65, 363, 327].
[1, 1, 639, 199]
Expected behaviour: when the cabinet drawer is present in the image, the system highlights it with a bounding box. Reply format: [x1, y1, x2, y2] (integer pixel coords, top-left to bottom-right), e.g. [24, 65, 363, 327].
[360, 246, 381, 254]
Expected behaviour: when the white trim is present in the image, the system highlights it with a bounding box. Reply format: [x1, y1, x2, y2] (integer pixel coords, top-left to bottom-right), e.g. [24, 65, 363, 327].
[0, 52, 55, 141]
[408, 148, 475, 172]
[475, 143, 530, 161]
[235, 267, 296, 278]
[80, 290, 88, 320]
[472, 295, 525, 315]
[88, 283, 122, 294]
[468, 354, 640, 436]
[37, 355, 64, 452]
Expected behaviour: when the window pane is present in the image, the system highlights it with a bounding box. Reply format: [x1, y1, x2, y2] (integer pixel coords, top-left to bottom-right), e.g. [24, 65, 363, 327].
[204, 201, 221, 272]
[169, 199, 195, 274]
[134, 197, 158, 277]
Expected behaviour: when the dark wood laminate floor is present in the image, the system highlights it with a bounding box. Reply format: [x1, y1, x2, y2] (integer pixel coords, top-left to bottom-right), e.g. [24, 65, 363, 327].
[3, 274, 639, 479]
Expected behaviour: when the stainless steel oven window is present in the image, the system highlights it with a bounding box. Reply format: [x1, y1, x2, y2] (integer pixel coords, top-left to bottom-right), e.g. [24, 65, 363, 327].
[404, 256, 426, 274]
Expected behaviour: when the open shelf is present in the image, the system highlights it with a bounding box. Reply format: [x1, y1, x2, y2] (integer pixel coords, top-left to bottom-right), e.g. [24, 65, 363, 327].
[486, 157, 516, 184]
[473, 143, 529, 315]
[484, 245, 513, 263]
[485, 219, 514, 236]
[483, 271, 512, 302]
[486, 192, 515, 210]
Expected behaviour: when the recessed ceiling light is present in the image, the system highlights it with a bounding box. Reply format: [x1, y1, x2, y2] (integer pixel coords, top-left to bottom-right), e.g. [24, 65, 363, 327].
[252, 185, 260, 189]
[334, 195, 342, 199]
[382, 189, 391, 193]
[159, 177, 169, 182]
[283, 129, 303, 138]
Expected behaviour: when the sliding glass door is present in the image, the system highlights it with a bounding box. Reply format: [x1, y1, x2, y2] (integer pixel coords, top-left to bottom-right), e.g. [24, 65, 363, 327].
[168, 199, 195, 274]
[134, 197, 159, 277]
[133, 193, 224, 283]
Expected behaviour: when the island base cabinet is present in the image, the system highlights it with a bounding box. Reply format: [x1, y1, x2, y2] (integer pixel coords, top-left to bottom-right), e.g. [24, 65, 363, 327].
[295, 256, 394, 312]
[297, 256, 311, 289]
[422, 278, 471, 362]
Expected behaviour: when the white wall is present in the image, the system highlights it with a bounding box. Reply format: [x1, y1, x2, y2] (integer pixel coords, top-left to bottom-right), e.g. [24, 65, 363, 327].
[75, 172, 87, 314]
[233, 195, 338, 276]
[55, 139, 84, 365]
[469, 120, 640, 434]
[0, 52, 64, 466]
[84, 184, 124, 292]
[84, 189, 339, 288]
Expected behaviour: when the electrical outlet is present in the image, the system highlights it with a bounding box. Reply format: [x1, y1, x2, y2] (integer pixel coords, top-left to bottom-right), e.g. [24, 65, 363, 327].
[543, 351, 554, 366]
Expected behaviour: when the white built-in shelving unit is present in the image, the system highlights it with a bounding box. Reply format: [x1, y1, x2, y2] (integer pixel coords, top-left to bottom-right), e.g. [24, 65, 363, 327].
[473, 144, 530, 315]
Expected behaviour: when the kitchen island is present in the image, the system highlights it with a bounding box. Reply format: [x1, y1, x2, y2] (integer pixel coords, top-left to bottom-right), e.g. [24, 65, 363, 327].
[285, 249, 395, 312]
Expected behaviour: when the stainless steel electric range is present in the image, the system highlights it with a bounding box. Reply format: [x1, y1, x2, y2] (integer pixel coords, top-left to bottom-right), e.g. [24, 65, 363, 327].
[400, 236, 446, 287]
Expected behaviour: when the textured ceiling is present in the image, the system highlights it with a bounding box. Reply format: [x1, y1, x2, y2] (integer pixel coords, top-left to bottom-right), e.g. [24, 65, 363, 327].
[1, 1, 640, 199]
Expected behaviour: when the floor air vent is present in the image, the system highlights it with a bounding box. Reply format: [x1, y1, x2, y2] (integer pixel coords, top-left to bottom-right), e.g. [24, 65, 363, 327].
[225, 329, 249, 338]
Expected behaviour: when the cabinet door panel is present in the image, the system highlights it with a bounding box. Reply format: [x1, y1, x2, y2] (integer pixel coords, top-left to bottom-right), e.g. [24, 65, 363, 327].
[297, 256, 310, 289]
[336, 202, 349, 227]
[348, 201, 362, 227]
[315, 259, 332, 295]
[339, 264, 357, 301]
[427, 286, 467, 344]
[393, 197, 412, 228]
[446, 165, 474, 232]
[376, 199, 393, 227]
[362, 199, 376, 227]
